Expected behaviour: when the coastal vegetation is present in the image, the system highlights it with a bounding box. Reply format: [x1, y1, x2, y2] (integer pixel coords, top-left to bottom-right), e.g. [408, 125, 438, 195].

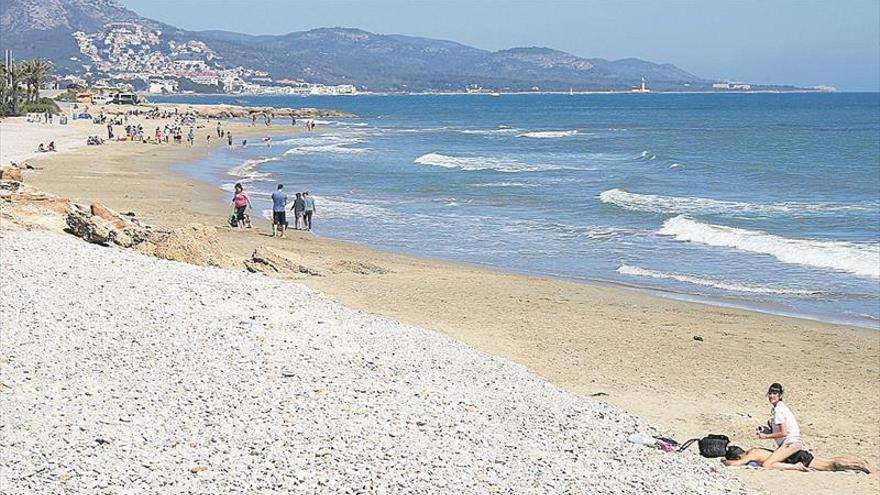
[1, 57, 57, 116]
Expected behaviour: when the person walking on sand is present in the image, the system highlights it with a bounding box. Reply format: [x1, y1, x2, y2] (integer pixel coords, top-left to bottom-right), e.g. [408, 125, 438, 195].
[755, 383, 806, 471]
[227, 131, 233, 149]
[231, 183, 252, 229]
[291, 192, 306, 230]
[302, 191, 315, 230]
[271, 184, 288, 238]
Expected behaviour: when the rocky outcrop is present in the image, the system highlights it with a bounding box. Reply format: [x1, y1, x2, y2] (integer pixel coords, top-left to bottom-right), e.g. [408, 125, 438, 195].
[64, 205, 231, 267]
[98, 103, 355, 119]
[0, 180, 72, 231]
[65, 204, 116, 244]
[0, 167, 23, 182]
[244, 246, 323, 277]
[65, 202, 150, 248]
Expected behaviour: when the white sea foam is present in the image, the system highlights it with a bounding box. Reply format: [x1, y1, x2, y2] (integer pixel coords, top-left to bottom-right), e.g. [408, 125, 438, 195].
[226, 157, 278, 183]
[517, 130, 579, 139]
[471, 182, 539, 188]
[283, 144, 370, 156]
[502, 221, 638, 241]
[458, 127, 522, 135]
[669, 163, 684, 169]
[599, 188, 876, 216]
[281, 135, 370, 156]
[414, 152, 560, 173]
[315, 196, 392, 219]
[658, 216, 880, 278]
[638, 150, 656, 160]
[617, 264, 823, 295]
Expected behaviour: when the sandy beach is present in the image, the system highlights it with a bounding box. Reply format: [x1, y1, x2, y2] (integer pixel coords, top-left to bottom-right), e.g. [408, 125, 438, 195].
[2, 105, 878, 495]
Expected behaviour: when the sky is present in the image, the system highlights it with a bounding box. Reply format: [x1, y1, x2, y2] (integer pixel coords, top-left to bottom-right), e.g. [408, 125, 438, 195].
[119, 0, 880, 91]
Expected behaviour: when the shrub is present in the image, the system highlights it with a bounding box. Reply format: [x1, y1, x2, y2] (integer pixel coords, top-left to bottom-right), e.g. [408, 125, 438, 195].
[19, 97, 61, 115]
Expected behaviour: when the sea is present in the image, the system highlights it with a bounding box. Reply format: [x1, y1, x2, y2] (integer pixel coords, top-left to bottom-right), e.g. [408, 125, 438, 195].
[155, 92, 880, 328]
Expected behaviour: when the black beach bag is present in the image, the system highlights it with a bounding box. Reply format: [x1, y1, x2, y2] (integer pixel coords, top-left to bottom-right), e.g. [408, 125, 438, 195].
[677, 434, 730, 458]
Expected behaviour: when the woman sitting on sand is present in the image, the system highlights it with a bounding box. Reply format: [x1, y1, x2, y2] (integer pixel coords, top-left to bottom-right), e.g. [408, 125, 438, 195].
[723, 445, 875, 473]
[751, 383, 806, 470]
[231, 183, 252, 229]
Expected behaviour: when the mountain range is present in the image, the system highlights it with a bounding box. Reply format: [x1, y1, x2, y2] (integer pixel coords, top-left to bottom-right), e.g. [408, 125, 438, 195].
[0, 0, 719, 92]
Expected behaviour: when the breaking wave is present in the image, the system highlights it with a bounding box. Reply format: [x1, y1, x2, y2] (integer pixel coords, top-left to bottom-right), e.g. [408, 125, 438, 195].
[517, 130, 579, 139]
[471, 182, 540, 188]
[413, 152, 561, 173]
[599, 189, 876, 216]
[658, 216, 880, 278]
[226, 157, 278, 182]
[458, 127, 522, 135]
[616, 264, 823, 295]
[282, 136, 369, 156]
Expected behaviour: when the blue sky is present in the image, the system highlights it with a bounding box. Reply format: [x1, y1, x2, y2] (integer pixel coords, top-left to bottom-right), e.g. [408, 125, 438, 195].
[119, 0, 880, 91]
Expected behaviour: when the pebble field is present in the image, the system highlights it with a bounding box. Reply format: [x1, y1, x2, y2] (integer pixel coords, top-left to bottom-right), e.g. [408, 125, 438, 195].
[0, 231, 750, 494]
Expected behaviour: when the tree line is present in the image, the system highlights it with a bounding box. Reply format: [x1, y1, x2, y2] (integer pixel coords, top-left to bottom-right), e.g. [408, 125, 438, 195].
[1, 58, 56, 117]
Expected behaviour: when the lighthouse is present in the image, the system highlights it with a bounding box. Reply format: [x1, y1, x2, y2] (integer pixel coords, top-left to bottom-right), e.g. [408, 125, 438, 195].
[632, 77, 650, 93]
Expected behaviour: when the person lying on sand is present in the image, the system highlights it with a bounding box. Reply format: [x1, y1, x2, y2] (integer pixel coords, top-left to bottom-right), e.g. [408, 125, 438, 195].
[723, 445, 875, 473]
[47, 141, 56, 152]
[36, 143, 46, 153]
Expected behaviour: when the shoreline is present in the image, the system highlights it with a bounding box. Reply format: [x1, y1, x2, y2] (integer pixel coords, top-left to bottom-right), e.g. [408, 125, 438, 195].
[8, 106, 879, 495]
[178, 135, 878, 331]
[149, 89, 842, 98]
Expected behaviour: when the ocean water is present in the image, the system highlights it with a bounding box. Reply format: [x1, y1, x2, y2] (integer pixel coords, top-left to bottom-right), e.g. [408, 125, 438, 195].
[161, 93, 880, 328]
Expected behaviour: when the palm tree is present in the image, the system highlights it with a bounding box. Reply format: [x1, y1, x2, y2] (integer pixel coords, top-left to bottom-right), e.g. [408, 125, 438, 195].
[18, 59, 52, 104]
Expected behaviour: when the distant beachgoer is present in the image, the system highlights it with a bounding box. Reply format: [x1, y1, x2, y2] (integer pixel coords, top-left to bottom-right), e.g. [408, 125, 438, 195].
[302, 191, 315, 230]
[37, 143, 46, 153]
[263, 137, 272, 148]
[231, 183, 251, 229]
[107, 124, 114, 139]
[187, 127, 195, 145]
[271, 184, 288, 238]
[251, 114, 257, 126]
[227, 132, 233, 148]
[47, 141, 56, 152]
[216, 121, 223, 138]
[291, 192, 305, 230]
[723, 445, 875, 473]
[291, 116, 296, 126]
[207, 134, 211, 143]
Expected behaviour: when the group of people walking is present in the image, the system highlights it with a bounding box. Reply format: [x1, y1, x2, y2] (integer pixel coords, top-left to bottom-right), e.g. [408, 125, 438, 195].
[229, 183, 316, 237]
[270, 184, 315, 237]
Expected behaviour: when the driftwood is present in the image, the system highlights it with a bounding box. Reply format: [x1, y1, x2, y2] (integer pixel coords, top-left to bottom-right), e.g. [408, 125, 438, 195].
[245, 246, 323, 277]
